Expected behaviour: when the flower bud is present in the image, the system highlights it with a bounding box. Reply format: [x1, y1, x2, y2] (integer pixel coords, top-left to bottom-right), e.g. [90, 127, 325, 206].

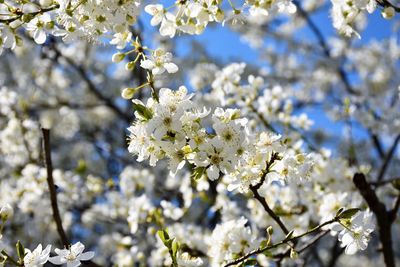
[121, 87, 136, 99]
[382, 6, 395, 19]
[125, 61, 135, 71]
[0, 204, 14, 221]
[112, 52, 125, 63]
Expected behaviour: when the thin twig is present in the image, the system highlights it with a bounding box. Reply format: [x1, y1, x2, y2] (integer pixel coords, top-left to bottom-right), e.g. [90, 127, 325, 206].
[224, 219, 337, 267]
[0, 5, 59, 23]
[249, 153, 289, 235]
[376, 134, 400, 182]
[42, 128, 103, 267]
[370, 177, 400, 187]
[42, 128, 69, 247]
[293, 0, 358, 95]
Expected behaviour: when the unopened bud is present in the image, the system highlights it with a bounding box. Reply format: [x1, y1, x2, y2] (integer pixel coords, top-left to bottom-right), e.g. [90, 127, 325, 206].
[112, 52, 125, 63]
[382, 6, 395, 19]
[125, 61, 135, 71]
[121, 87, 136, 99]
[0, 204, 14, 221]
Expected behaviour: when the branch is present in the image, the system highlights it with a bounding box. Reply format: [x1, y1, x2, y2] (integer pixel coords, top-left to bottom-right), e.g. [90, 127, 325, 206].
[353, 173, 395, 267]
[42, 128, 69, 247]
[42, 128, 103, 267]
[293, 0, 359, 95]
[370, 177, 400, 187]
[249, 153, 289, 235]
[370, 132, 385, 159]
[250, 187, 289, 235]
[224, 218, 338, 267]
[274, 230, 329, 262]
[0, 5, 59, 24]
[49, 45, 131, 123]
[376, 134, 400, 182]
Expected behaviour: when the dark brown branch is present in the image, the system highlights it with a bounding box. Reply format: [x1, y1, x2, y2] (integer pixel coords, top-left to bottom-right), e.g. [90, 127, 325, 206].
[249, 153, 289, 235]
[353, 173, 395, 267]
[250, 187, 289, 235]
[376, 134, 400, 182]
[42, 128, 102, 267]
[42, 128, 69, 247]
[370, 177, 400, 187]
[370, 133, 385, 158]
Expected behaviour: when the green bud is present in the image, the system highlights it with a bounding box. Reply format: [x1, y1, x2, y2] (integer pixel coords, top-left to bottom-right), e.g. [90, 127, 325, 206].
[121, 87, 136, 99]
[112, 52, 125, 63]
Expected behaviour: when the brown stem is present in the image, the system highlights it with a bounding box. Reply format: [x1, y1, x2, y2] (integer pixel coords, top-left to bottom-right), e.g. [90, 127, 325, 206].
[42, 128, 102, 267]
[42, 128, 69, 247]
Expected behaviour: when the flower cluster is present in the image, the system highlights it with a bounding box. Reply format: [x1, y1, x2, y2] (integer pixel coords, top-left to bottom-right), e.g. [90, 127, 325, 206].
[208, 217, 259, 266]
[144, 0, 297, 38]
[128, 86, 314, 192]
[330, 0, 376, 38]
[0, 0, 140, 53]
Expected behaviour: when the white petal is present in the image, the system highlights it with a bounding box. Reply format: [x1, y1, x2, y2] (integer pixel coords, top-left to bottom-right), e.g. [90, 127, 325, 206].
[206, 165, 220, 180]
[78, 251, 95, 261]
[49, 256, 66, 265]
[34, 30, 47, 44]
[140, 60, 155, 70]
[345, 242, 358, 255]
[67, 260, 81, 267]
[164, 63, 178, 73]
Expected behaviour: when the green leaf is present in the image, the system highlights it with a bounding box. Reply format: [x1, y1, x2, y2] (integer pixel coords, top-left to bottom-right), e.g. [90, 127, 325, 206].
[171, 239, 180, 259]
[335, 207, 344, 218]
[132, 102, 153, 120]
[16, 241, 24, 261]
[337, 208, 360, 219]
[243, 258, 258, 266]
[262, 250, 273, 257]
[157, 229, 170, 244]
[191, 167, 206, 180]
[260, 239, 269, 248]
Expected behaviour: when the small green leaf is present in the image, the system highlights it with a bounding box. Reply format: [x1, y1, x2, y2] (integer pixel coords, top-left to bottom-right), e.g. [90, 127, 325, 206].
[191, 167, 206, 180]
[157, 229, 170, 244]
[16, 241, 24, 261]
[171, 239, 179, 259]
[337, 208, 360, 219]
[263, 250, 273, 257]
[260, 240, 269, 247]
[132, 102, 153, 120]
[335, 207, 344, 217]
[243, 258, 258, 266]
